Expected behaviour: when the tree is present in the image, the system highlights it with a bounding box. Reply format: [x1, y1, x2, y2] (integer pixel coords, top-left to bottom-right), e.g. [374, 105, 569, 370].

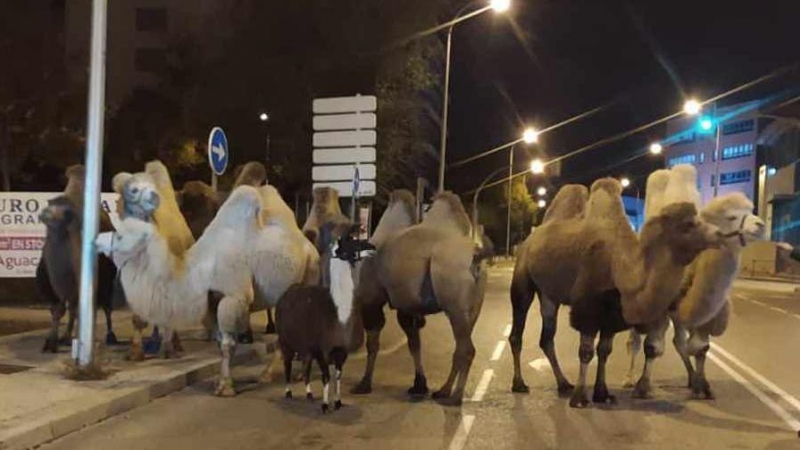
[479, 176, 539, 251]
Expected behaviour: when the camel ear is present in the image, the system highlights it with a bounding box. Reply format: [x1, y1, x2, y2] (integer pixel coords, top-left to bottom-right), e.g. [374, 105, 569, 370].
[113, 173, 132, 194]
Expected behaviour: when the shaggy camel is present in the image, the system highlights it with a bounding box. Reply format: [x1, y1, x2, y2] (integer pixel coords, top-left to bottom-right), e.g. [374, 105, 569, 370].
[38, 165, 118, 352]
[626, 190, 765, 399]
[352, 192, 487, 406]
[302, 187, 346, 253]
[509, 177, 724, 407]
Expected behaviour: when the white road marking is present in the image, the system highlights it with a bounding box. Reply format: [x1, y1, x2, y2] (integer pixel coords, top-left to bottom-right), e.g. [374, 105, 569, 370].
[447, 415, 475, 450]
[708, 352, 800, 431]
[471, 369, 494, 402]
[751, 300, 766, 307]
[503, 324, 512, 337]
[529, 358, 551, 373]
[490, 341, 506, 361]
[770, 306, 787, 314]
[793, 314, 800, 321]
[711, 343, 800, 414]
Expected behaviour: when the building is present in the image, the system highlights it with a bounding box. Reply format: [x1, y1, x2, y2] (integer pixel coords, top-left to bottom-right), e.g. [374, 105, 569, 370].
[65, 0, 225, 108]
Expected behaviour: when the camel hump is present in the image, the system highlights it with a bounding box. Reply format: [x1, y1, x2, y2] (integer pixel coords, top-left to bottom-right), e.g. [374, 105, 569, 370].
[543, 184, 588, 223]
[233, 162, 267, 188]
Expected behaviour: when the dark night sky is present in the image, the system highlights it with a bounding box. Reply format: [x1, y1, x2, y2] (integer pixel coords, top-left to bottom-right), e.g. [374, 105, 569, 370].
[445, 0, 800, 194]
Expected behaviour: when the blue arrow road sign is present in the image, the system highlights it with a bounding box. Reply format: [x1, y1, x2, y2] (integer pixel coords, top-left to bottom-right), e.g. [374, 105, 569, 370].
[207, 127, 229, 175]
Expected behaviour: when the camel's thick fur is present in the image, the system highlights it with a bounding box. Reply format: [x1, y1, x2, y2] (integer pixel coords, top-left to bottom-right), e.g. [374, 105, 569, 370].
[302, 187, 345, 250]
[626, 183, 766, 399]
[352, 191, 486, 405]
[508, 175, 723, 407]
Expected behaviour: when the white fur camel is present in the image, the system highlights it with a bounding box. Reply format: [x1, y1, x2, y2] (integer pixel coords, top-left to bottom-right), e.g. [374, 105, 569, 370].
[508, 176, 724, 407]
[625, 166, 766, 399]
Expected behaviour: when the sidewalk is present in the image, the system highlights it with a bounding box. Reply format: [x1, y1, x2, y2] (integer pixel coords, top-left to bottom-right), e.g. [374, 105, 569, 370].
[0, 309, 259, 450]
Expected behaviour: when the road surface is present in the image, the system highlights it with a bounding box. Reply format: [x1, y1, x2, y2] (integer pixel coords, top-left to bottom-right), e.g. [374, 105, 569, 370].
[41, 264, 800, 450]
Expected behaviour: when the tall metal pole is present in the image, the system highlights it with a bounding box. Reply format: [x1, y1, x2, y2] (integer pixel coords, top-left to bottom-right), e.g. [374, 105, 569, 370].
[438, 27, 454, 193]
[712, 120, 722, 198]
[506, 144, 515, 258]
[75, 0, 108, 368]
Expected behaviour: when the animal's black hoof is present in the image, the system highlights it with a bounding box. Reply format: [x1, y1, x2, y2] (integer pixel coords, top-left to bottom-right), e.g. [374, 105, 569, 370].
[58, 336, 71, 346]
[285, 391, 292, 399]
[569, 389, 590, 408]
[265, 323, 276, 335]
[431, 389, 452, 400]
[42, 339, 58, 353]
[407, 374, 429, 398]
[557, 382, 575, 396]
[105, 331, 119, 346]
[511, 378, 530, 394]
[238, 330, 254, 344]
[350, 379, 372, 395]
[334, 400, 343, 410]
[306, 392, 314, 401]
[321, 403, 329, 414]
[632, 379, 652, 399]
[690, 376, 714, 400]
[593, 388, 617, 405]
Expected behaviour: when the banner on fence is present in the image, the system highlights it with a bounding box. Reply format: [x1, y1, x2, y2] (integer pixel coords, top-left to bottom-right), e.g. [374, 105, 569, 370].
[0, 192, 119, 278]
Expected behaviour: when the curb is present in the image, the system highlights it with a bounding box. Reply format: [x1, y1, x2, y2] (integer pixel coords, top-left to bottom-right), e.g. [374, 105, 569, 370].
[0, 347, 257, 450]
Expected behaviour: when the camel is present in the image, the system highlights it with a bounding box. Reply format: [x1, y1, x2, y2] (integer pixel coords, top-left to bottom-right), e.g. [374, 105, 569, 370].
[302, 187, 346, 252]
[38, 165, 118, 352]
[508, 176, 724, 407]
[625, 173, 765, 399]
[351, 191, 487, 406]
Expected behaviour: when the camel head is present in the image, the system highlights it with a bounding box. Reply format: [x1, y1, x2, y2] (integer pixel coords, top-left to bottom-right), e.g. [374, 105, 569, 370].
[542, 184, 588, 223]
[40, 196, 78, 233]
[641, 202, 723, 266]
[303, 186, 343, 246]
[423, 191, 472, 237]
[233, 162, 267, 188]
[701, 193, 766, 246]
[370, 189, 416, 248]
[113, 172, 161, 221]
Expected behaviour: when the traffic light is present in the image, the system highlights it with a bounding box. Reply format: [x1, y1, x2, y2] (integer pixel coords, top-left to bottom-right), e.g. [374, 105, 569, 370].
[698, 116, 715, 133]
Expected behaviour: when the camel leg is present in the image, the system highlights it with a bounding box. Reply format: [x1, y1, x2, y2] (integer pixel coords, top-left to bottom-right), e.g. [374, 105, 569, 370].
[43, 301, 66, 353]
[570, 332, 596, 408]
[509, 270, 535, 393]
[671, 320, 695, 388]
[432, 310, 475, 406]
[632, 317, 668, 399]
[129, 315, 147, 361]
[215, 332, 237, 397]
[540, 295, 572, 395]
[103, 306, 118, 345]
[159, 327, 177, 359]
[623, 330, 642, 388]
[592, 330, 616, 404]
[397, 311, 429, 398]
[351, 302, 386, 395]
[172, 331, 184, 353]
[315, 351, 332, 413]
[265, 308, 276, 334]
[688, 331, 714, 400]
[59, 300, 77, 345]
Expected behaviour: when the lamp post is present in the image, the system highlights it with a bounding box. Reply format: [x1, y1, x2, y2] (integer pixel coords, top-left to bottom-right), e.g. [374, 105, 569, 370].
[685, 99, 722, 197]
[505, 127, 538, 257]
[438, 0, 511, 192]
[259, 112, 270, 167]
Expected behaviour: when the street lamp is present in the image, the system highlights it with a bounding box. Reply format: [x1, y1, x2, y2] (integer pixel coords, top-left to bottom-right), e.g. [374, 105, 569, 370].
[259, 112, 271, 166]
[620, 177, 631, 188]
[538, 199, 547, 208]
[530, 158, 545, 175]
[438, 0, 510, 192]
[536, 186, 547, 196]
[649, 142, 663, 155]
[684, 99, 702, 116]
[259, 112, 269, 122]
[522, 127, 539, 144]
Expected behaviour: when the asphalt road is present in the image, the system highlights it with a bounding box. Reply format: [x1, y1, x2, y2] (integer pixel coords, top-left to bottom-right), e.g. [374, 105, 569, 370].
[40, 265, 800, 450]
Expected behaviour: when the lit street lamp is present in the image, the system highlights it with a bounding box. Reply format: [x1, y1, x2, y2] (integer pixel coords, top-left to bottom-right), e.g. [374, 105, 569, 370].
[259, 112, 269, 122]
[523, 127, 539, 144]
[684, 99, 702, 116]
[620, 177, 631, 188]
[538, 199, 547, 208]
[649, 142, 663, 155]
[258, 111, 271, 166]
[536, 186, 547, 196]
[438, 0, 510, 192]
[530, 158, 545, 175]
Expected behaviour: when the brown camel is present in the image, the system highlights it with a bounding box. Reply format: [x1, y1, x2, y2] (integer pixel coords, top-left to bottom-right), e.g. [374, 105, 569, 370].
[352, 191, 487, 406]
[509, 178, 723, 407]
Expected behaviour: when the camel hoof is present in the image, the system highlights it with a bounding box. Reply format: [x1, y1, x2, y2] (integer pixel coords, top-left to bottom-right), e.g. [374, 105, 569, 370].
[105, 331, 119, 346]
[431, 388, 452, 400]
[632, 380, 652, 399]
[511, 378, 530, 394]
[42, 338, 59, 353]
[285, 391, 292, 399]
[350, 379, 372, 395]
[321, 403, 329, 414]
[569, 389, 590, 408]
[307, 392, 314, 401]
[557, 382, 575, 397]
[215, 379, 236, 397]
[593, 388, 617, 405]
[407, 374, 429, 398]
[334, 400, 343, 410]
[265, 323, 276, 335]
[433, 395, 463, 407]
[238, 330, 254, 344]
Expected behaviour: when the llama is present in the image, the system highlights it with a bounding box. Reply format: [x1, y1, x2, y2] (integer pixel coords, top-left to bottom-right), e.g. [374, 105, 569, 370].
[39, 166, 118, 352]
[276, 221, 360, 412]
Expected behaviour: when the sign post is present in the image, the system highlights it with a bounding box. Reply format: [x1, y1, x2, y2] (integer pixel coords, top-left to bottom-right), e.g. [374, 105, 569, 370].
[74, 0, 109, 370]
[207, 127, 229, 192]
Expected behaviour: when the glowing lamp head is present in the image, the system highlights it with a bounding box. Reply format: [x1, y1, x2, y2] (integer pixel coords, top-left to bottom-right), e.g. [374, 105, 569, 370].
[490, 0, 511, 12]
[538, 199, 547, 208]
[699, 117, 714, 132]
[768, 167, 777, 177]
[620, 177, 631, 188]
[530, 159, 545, 175]
[683, 99, 702, 116]
[649, 143, 663, 155]
[536, 187, 547, 196]
[259, 112, 269, 122]
[522, 128, 539, 144]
